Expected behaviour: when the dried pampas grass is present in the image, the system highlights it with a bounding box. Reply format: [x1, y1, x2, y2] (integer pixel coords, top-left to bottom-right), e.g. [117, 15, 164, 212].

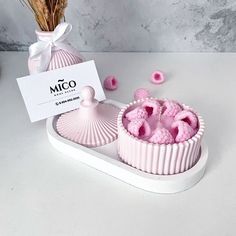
[20, 0, 68, 31]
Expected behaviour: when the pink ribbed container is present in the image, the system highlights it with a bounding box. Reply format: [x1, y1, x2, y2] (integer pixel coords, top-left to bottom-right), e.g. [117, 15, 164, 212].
[117, 98, 205, 175]
[28, 30, 83, 74]
[56, 86, 120, 147]
[47, 49, 82, 71]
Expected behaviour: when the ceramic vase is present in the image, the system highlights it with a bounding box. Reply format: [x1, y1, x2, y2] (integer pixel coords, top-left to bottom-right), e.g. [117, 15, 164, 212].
[28, 30, 83, 74]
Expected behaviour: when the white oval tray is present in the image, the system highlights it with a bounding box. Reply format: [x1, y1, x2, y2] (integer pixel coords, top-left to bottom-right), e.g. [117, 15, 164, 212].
[46, 99, 208, 194]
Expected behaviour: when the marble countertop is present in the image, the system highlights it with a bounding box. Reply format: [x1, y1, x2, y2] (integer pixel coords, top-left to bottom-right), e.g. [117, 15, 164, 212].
[0, 52, 236, 236]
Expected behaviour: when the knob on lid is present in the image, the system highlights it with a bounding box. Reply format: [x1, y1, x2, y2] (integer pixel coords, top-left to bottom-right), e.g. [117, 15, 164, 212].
[80, 86, 97, 107]
[56, 86, 120, 147]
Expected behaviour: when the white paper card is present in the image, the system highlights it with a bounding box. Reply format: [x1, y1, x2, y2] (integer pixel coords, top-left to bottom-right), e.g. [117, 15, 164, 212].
[17, 60, 106, 122]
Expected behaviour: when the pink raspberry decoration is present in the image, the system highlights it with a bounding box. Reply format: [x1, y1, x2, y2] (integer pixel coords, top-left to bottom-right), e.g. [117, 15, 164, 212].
[122, 117, 130, 128]
[149, 128, 174, 144]
[134, 88, 150, 100]
[174, 110, 198, 130]
[125, 107, 148, 121]
[171, 120, 195, 143]
[142, 100, 161, 117]
[162, 101, 182, 117]
[103, 75, 118, 90]
[127, 119, 151, 138]
[151, 71, 165, 84]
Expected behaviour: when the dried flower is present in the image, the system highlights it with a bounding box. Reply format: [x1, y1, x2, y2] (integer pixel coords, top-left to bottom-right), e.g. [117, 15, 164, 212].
[20, 0, 68, 31]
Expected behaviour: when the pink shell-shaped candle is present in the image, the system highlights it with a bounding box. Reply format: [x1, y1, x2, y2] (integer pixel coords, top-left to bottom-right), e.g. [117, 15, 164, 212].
[56, 86, 120, 147]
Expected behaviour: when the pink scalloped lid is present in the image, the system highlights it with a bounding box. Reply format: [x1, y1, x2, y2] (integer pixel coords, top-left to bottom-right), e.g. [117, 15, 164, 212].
[56, 86, 120, 147]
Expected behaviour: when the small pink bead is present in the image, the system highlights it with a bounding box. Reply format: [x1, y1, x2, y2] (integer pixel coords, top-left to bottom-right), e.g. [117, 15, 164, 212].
[103, 75, 118, 90]
[151, 71, 165, 84]
[134, 88, 150, 100]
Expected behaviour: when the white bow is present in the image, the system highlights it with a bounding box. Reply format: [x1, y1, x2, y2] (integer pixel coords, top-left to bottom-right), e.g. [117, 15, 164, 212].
[29, 22, 80, 72]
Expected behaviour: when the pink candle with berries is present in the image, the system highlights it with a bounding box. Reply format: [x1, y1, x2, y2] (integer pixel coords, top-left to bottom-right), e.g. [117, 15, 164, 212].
[117, 98, 205, 175]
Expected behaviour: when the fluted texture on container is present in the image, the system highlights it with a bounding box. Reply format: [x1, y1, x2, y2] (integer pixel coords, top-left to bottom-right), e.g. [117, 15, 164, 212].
[118, 99, 205, 175]
[57, 103, 120, 147]
[48, 49, 83, 71]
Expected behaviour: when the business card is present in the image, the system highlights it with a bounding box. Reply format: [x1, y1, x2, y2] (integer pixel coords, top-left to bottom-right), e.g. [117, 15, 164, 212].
[17, 60, 106, 122]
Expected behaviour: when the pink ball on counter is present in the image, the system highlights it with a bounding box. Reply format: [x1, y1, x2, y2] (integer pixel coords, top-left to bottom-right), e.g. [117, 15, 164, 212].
[103, 75, 118, 90]
[151, 71, 165, 84]
[133, 88, 150, 100]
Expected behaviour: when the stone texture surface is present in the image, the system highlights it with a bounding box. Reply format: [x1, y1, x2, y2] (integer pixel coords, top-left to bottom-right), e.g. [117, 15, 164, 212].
[0, 0, 236, 51]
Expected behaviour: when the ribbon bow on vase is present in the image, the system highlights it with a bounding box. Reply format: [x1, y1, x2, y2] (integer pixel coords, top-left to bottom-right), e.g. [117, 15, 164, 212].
[28, 22, 83, 74]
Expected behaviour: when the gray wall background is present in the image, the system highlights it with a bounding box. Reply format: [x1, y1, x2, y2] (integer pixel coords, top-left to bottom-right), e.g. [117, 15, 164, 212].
[0, 0, 236, 52]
